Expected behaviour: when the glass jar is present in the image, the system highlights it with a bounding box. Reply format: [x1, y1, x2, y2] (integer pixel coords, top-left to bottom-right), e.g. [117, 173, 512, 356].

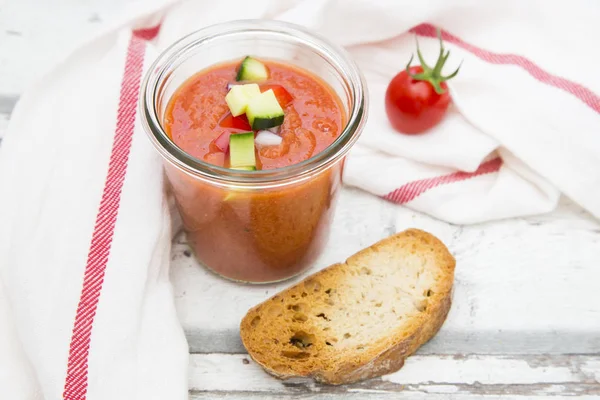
[140, 19, 367, 283]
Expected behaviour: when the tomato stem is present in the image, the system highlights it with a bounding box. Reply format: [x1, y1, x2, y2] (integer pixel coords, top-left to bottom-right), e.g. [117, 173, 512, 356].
[405, 27, 462, 95]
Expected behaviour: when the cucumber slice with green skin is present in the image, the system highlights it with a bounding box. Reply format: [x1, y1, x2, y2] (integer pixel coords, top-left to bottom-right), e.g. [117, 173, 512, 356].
[236, 56, 269, 81]
[229, 132, 256, 169]
[231, 166, 256, 171]
[225, 83, 261, 117]
[246, 89, 285, 130]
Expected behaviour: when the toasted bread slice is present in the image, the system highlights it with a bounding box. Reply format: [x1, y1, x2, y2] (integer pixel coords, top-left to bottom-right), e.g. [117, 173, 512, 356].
[240, 229, 455, 385]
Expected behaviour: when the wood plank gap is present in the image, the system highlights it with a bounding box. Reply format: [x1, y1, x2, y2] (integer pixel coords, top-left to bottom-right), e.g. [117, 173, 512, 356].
[189, 388, 600, 399]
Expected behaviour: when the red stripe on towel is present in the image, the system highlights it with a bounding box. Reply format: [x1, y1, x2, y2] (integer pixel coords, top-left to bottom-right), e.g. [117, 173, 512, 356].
[133, 24, 161, 41]
[383, 157, 502, 205]
[63, 31, 149, 400]
[410, 23, 600, 115]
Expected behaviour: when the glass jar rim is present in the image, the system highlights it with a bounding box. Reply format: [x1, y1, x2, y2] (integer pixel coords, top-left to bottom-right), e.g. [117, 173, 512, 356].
[140, 19, 368, 185]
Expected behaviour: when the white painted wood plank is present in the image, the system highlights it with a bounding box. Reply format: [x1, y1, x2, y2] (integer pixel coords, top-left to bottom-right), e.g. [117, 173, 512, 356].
[172, 192, 600, 354]
[581, 359, 600, 383]
[187, 353, 600, 397]
[384, 354, 591, 385]
[0, 0, 138, 96]
[393, 196, 600, 355]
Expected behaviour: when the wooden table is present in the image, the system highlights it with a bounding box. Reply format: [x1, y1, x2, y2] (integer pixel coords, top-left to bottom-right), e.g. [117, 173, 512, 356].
[1, 1, 599, 398]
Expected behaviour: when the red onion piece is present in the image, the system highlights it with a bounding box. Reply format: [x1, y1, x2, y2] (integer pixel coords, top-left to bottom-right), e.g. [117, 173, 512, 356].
[214, 131, 232, 152]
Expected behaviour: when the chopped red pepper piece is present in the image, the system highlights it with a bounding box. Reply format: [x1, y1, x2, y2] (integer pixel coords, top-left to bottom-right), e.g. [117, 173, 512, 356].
[219, 113, 251, 131]
[260, 84, 294, 107]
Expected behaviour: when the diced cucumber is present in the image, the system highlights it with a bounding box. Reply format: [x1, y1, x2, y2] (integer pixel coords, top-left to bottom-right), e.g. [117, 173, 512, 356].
[246, 89, 285, 130]
[229, 132, 256, 169]
[236, 56, 269, 81]
[225, 83, 261, 117]
[231, 166, 256, 171]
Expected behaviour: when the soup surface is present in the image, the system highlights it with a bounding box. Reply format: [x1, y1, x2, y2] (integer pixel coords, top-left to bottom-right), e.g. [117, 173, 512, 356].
[165, 59, 344, 170]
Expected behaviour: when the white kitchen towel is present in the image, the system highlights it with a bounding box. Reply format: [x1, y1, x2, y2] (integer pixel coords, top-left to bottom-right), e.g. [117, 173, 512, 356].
[1, 0, 600, 399]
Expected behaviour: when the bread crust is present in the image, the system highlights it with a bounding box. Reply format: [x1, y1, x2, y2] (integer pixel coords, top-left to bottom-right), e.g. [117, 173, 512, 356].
[240, 229, 456, 385]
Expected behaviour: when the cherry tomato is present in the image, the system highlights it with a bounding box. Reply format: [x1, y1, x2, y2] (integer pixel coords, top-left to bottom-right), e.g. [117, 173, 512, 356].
[385, 66, 451, 134]
[385, 28, 461, 135]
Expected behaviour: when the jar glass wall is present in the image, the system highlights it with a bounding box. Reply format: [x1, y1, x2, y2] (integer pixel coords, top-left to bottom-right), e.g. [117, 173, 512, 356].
[140, 20, 367, 283]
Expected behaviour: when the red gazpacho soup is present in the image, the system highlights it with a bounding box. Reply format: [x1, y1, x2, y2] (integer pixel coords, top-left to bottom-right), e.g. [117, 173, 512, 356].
[163, 56, 346, 282]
